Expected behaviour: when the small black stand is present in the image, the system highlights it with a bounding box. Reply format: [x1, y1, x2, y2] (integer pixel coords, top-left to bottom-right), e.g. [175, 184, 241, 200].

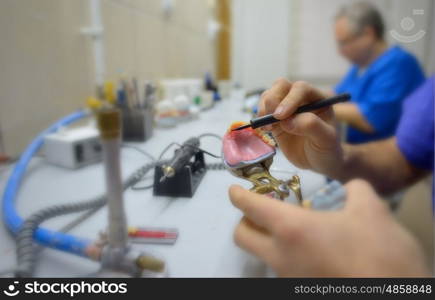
[153, 151, 207, 198]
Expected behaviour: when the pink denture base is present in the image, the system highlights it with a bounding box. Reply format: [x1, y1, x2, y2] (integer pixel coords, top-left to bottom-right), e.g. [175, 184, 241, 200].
[222, 129, 275, 167]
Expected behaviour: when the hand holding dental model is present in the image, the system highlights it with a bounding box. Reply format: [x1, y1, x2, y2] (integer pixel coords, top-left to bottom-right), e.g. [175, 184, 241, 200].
[227, 78, 430, 277]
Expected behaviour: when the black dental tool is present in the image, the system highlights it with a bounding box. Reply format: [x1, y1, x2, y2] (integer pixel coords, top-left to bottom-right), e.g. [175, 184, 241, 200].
[154, 137, 207, 198]
[159, 137, 201, 183]
[232, 93, 351, 131]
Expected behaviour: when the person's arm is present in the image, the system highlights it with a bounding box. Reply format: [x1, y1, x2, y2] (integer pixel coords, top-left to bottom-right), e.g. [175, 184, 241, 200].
[334, 102, 374, 133]
[331, 137, 429, 195]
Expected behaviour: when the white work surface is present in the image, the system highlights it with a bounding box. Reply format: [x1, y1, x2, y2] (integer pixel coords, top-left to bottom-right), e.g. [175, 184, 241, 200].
[0, 99, 327, 277]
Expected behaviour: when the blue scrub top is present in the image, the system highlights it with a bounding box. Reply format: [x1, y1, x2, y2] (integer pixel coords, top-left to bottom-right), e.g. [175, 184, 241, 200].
[335, 45, 425, 144]
[396, 76, 434, 211]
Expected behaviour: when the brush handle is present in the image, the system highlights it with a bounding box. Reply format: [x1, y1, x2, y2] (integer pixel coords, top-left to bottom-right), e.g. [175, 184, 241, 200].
[294, 93, 351, 113]
[250, 93, 351, 129]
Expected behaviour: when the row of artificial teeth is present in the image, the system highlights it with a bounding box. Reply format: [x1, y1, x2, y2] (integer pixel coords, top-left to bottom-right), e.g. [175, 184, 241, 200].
[255, 128, 277, 147]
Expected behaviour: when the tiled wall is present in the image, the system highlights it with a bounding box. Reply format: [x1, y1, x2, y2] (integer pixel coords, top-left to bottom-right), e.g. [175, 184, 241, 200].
[0, 0, 216, 155]
[103, 0, 215, 80]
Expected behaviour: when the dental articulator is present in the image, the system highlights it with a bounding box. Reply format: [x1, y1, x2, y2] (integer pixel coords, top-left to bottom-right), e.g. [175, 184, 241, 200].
[222, 93, 351, 206]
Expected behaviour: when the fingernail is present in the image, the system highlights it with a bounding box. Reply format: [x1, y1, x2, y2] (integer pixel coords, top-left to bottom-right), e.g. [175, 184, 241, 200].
[273, 106, 284, 117]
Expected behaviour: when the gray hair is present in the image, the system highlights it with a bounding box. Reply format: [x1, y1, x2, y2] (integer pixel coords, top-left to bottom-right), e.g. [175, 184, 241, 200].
[335, 2, 385, 39]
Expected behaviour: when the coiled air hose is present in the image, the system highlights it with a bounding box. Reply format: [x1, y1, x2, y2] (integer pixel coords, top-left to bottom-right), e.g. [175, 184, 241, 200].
[205, 162, 226, 170]
[1, 111, 92, 275]
[2, 108, 225, 277]
[15, 160, 160, 277]
[16, 161, 225, 277]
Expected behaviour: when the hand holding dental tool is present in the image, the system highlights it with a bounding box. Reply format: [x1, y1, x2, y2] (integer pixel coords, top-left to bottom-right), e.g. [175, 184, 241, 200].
[232, 93, 351, 131]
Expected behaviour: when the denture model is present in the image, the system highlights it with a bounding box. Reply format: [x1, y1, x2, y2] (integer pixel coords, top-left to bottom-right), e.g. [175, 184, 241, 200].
[222, 121, 303, 202]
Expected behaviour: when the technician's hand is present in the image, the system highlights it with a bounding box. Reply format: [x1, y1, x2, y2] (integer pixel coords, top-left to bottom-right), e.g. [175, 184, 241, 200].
[258, 79, 343, 178]
[228, 179, 429, 277]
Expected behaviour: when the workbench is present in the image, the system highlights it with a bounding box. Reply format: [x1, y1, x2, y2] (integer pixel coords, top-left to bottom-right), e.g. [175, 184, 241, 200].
[0, 99, 327, 277]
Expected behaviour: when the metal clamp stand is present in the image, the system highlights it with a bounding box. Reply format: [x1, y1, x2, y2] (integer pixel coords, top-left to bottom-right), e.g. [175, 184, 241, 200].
[96, 107, 166, 277]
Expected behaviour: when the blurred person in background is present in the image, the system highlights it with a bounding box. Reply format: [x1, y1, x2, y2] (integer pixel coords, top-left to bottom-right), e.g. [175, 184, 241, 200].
[333, 2, 425, 144]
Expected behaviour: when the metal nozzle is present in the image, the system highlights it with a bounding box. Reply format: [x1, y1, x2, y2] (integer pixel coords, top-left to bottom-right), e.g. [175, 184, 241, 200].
[96, 108, 121, 140]
[159, 166, 175, 182]
[136, 255, 165, 273]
